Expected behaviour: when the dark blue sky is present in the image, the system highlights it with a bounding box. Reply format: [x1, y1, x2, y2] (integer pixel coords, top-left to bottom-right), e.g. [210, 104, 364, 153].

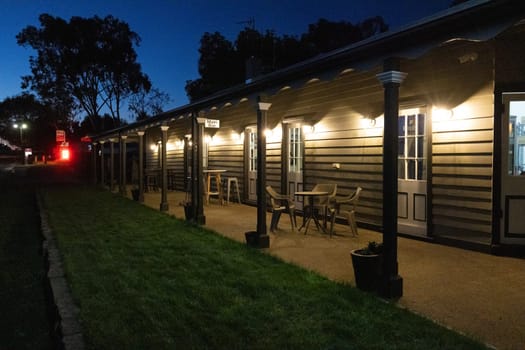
[0, 0, 453, 119]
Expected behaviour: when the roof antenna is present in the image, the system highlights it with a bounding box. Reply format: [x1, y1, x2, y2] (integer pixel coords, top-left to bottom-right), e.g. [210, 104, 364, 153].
[236, 17, 255, 30]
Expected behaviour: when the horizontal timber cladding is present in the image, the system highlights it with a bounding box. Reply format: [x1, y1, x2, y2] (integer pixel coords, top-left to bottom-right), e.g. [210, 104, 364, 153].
[304, 113, 384, 227]
[399, 40, 495, 237]
[269, 69, 386, 226]
[266, 140, 283, 192]
[431, 88, 494, 235]
[203, 100, 255, 199]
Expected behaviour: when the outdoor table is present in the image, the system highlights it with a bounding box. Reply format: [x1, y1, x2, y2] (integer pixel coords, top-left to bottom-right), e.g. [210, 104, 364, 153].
[295, 191, 329, 234]
[203, 169, 227, 204]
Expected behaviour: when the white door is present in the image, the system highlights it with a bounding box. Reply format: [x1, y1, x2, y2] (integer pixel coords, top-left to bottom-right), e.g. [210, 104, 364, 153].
[397, 108, 428, 236]
[500, 93, 525, 244]
[287, 124, 304, 210]
[246, 127, 257, 202]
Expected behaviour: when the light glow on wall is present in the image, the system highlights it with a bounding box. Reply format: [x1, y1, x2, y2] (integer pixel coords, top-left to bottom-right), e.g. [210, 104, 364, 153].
[432, 107, 453, 121]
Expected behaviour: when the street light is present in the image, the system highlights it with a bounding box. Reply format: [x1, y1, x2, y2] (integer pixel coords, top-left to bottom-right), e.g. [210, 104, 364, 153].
[13, 123, 28, 144]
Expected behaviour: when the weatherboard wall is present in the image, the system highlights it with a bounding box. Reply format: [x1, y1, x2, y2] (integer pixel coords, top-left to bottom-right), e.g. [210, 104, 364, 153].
[140, 39, 496, 238]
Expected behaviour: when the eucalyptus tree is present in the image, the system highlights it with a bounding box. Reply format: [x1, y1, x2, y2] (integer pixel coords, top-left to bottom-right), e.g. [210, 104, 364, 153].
[17, 14, 151, 132]
[185, 16, 388, 101]
[128, 87, 171, 121]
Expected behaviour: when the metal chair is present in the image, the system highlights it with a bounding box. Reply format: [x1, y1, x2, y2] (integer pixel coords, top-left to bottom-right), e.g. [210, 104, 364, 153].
[266, 185, 297, 232]
[328, 187, 362, 237]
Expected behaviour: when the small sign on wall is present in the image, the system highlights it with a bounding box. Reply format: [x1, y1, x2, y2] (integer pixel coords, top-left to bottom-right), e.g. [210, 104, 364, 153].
[205, 119, 220, 128]
[56, 130, 66, 142]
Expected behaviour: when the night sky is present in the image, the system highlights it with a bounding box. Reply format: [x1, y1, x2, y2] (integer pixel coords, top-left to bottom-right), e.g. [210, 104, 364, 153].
[0, 0, 453, 119]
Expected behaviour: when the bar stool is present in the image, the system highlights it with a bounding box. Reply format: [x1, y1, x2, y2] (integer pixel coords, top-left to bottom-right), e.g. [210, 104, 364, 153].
[224, 177, 241, 204]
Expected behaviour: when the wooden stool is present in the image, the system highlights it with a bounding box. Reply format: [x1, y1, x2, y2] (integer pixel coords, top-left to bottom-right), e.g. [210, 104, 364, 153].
[204, 171, 224, 204]
[224, 177, 241, 204]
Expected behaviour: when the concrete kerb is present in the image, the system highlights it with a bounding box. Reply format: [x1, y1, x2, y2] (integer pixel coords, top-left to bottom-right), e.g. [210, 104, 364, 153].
[37, 192, 85, 350]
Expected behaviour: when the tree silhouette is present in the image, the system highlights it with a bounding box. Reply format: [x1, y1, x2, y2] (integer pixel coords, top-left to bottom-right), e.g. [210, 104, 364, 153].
[185, 16, 388, 101]
[17, 14, 151, 132]
[0, 93, 67, 151]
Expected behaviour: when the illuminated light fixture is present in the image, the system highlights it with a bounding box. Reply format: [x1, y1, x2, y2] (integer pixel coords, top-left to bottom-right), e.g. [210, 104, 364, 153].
[204, 135, 212, 144]
[433, 107, 453, 120]
[150, 144, 158, 151]
[264, 129, 273, 138]
[362, 116, 376, 127]
[231, 131, 241, 142]
[302, 124, 314, 134]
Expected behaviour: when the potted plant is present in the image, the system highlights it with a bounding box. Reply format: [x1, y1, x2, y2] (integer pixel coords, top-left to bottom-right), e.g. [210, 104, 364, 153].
[180, 199, 194, 221]
[131, 187, 140, 201]
[350, 241, 383, 292]
[244, 231, 270, 248]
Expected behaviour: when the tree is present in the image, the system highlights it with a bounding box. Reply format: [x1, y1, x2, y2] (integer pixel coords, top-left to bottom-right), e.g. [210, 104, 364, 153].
[184, 16, 388, 101]
[185, 32, 240, 101]
[16, 14, 151, 132]
[128, 87, 171, 121]
[0, 93, 66, 151]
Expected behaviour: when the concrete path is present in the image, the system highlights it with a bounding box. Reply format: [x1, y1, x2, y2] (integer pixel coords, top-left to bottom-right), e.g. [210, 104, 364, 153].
[140, 191, 525, 350]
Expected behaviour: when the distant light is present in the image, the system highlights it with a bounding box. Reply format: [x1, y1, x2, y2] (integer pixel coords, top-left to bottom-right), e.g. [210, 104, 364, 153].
[60, 148, 70, 161]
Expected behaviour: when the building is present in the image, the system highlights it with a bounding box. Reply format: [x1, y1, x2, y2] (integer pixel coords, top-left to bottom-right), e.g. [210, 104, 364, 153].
[91, 0, 525, 258]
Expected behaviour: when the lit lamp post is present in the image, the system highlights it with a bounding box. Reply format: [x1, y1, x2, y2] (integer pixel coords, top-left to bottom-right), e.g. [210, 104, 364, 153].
[13, 123, 28, 145]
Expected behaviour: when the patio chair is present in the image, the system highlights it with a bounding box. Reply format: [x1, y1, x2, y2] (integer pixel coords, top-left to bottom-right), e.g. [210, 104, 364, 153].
[306, 183, 337, 229]
[328, 187, 362, 237]
[266, 185, 297, 232]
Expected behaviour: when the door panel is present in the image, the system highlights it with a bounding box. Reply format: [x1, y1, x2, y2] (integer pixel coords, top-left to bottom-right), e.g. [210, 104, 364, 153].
[398, 108, 428, 236]
[501, 93, 525, 244]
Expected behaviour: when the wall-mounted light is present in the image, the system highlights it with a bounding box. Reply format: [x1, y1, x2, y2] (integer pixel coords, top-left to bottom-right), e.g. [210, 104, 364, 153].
[361, 116, 376, 128]
[432, 107, 454, 121]
[231, 131, 243, 144]
[302, 124, 314, 134]
[264, 128, 273, 138]
[150, 144, 158, 151]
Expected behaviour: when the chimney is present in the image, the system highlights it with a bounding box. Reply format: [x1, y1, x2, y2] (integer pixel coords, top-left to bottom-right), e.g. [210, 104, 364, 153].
[245, 56, 262, 84]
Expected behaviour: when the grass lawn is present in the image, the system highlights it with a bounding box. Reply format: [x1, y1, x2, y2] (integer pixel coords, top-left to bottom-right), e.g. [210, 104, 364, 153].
[0, 173, 54, 350]
[41, 185, 488, 350]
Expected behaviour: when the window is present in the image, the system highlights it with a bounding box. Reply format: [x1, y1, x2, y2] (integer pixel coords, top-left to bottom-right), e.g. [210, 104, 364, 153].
[249, 131, 257, 171]
[508, 101, 525, 175]
[288, 127, 302, 173]
[398, 113, 426, 180]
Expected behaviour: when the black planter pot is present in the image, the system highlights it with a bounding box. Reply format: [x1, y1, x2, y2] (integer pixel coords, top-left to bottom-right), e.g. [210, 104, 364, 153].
[184, 204, 194, 221]
[245, 231, 270, 248]
[350, 249, 383, 292]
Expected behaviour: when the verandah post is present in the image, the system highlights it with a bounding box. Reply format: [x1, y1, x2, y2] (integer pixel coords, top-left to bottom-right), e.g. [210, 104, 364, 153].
[376, 57, 406, 298]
